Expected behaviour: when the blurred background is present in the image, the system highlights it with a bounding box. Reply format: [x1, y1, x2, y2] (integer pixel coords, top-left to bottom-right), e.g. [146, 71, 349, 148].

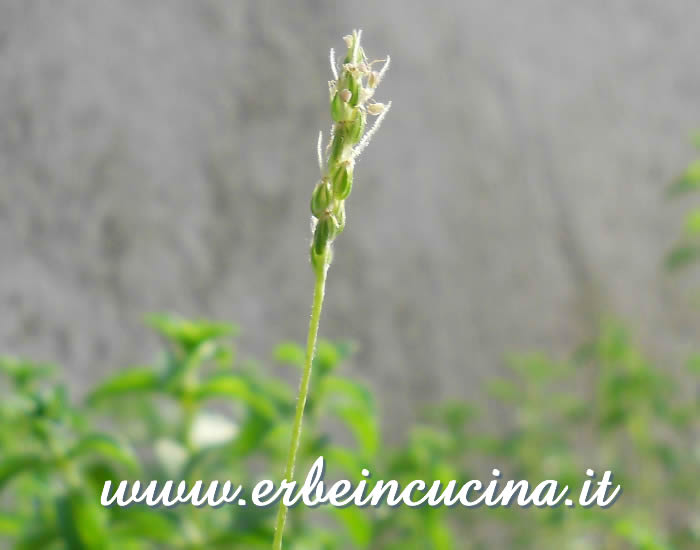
[1, 0, 699, 425]
[0, 2, 699, 549]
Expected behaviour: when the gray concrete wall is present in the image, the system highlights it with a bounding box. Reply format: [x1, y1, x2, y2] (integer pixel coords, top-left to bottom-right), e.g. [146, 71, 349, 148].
[1, 0, 699, 430]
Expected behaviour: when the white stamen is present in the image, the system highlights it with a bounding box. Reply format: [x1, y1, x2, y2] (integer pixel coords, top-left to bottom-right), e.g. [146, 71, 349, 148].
[359, 86, 374, 103]
[368, 71, 378, 88]
[367, 102, 386, 115]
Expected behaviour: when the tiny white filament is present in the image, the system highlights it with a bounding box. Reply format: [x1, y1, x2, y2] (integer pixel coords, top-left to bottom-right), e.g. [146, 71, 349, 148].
[352, 101, 392, 160]
[376, 55, 391, 87]
[329, 48, 338, 81]
[317, 131, 324, 174]
[325, 124, 335, 160]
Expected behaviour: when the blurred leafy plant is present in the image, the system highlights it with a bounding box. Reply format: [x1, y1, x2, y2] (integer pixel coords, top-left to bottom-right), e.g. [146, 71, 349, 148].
[665, 133, 700, 269]
[0, 314, 697, 550]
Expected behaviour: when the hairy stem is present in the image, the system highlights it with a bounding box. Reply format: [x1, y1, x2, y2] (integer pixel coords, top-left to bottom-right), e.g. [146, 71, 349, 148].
[272, 255, 328, 550]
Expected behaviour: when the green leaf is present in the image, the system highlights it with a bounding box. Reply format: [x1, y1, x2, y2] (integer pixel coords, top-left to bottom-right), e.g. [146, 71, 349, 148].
[613, 518, 672, 550]
[667, 159, 700, 196]
[0, 357, 55, 388]
[229, 413, 275, 457]
[322, 376, 378, 458]
[0, 454, 49, 491]
[687, 355, 700, 374]
[273, 341, 305, 368]
[82, 462, 123, 495]
[56, 490, 108, 550]
[194, 374, 277, 420]
[163, 340, 225, 389]
[110, 507, 180, 544]
[684, 209, 700, 235]
[323, 445, 364, 476]
[146, 313, 237, 350]
[206, 530, 275, 549]
[67, 433, 139, 473]
[665, 244, 700, 270]
[247, 377, 294, 414]
[333, 405, 379, 458]
[87, 367, 160, 404]
[333, 506, 372, 548]
[15, 526, 61, 550]
[0, 512, 23, 536]
[426, 510, 454, 550]
[313, 340, 356, 376]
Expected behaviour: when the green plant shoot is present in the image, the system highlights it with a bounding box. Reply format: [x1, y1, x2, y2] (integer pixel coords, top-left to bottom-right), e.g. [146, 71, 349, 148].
[272, 29, 391, 550]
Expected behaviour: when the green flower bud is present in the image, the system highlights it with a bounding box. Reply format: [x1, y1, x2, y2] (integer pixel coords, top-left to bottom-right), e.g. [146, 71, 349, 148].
[306, 31, 391, 275]
[310, 179, 331, 217]
[331, 163, 353, 200]
[328, 134, 345, 165]
[347, 109, 366, 144]
[331, 91, 352, 122]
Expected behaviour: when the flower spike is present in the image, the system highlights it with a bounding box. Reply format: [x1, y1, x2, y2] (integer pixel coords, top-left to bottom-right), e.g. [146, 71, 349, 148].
[309, 30, 392, 273]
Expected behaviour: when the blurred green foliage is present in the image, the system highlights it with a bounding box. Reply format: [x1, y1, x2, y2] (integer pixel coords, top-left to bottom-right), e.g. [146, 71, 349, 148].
[666, 133, 700, 269]
[0, 313, 697, 549]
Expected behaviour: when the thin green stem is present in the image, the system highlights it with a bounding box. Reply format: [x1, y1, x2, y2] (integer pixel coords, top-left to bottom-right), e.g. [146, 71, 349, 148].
[272, 257, 328, 550]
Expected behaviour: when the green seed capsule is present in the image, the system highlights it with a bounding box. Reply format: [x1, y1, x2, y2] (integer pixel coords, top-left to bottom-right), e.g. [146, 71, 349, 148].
[332, 163, 353, 200]
[335, 201, 346, 233]
[347, 75, 360, 107]
[347, 109, 366, 144]
[332, 87, 354, 122]
[313, 216, 333, 256]
[328, 134, 345, 165]
[331, 92, 344, 122]
[310, 180, 331, 217]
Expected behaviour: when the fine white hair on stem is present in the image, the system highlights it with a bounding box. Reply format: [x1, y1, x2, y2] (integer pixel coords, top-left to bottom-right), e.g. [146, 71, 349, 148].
[329, 48, 338, 80]
[317, 131, 324, 174]
[352, 101, 392, 160]
[376, 55, 391, 86]
[325, 123, 335, 159]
